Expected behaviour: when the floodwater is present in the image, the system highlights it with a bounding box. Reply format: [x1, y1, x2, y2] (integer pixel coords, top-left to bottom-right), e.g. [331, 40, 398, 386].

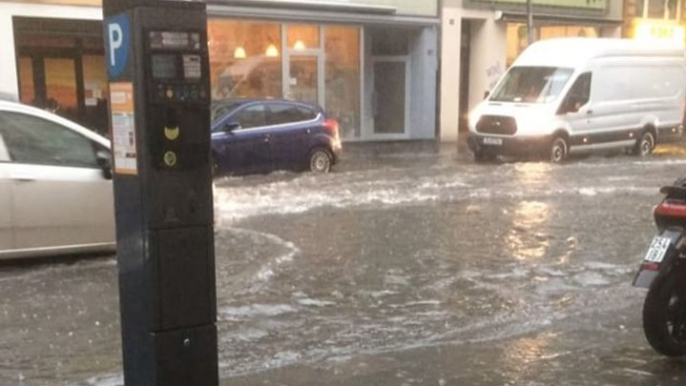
[2, 147, 686, 386]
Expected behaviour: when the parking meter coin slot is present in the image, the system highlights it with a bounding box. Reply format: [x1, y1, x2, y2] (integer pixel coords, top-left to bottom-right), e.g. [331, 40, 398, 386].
[148, 105, 209, 171]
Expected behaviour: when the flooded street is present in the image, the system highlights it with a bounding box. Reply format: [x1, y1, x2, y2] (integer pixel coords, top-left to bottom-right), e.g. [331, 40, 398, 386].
[3, 147, 686, 386]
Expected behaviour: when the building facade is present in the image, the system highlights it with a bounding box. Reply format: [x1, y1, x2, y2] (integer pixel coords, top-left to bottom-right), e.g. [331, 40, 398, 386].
[623, 0, 686, 42]
[0, 0, 439, 141]
[440, 0, 624, 143]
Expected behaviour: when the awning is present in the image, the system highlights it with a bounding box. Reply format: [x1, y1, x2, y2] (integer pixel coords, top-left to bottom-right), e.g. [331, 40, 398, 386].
[207, 0, 439, 27]
[209, 0, 396, 14]
[501, 12, 623, 27]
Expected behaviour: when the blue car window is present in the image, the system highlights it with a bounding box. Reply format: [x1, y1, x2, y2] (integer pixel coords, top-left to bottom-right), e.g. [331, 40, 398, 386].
[233, 104, 267, 130]
[268, 103, 317, 126]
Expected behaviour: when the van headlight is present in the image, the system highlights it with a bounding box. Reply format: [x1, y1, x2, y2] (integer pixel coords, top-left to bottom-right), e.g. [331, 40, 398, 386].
[468, 112, 480, 131]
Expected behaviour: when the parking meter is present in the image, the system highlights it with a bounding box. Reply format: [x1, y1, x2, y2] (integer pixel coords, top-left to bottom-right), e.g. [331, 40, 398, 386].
[102, 1, 217, 385]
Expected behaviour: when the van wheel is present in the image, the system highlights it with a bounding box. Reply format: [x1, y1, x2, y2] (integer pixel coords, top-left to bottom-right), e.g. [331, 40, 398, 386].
[550, 136, 568, 164]
[633, 131, 655, 157]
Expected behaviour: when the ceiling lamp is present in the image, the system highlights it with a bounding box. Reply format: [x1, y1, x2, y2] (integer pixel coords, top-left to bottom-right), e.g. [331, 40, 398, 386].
[234, 46, 247, 59]
[266, 43, 279, 57]
[294, 40, 306, 50]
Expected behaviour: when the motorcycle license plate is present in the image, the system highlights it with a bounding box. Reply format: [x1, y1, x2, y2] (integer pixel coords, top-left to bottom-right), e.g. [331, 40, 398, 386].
[483, 137, 503, 146]
[644, 236, 671, 263]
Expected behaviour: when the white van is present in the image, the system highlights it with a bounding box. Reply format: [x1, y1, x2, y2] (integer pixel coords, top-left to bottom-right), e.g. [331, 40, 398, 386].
[468, 38, 686, 163]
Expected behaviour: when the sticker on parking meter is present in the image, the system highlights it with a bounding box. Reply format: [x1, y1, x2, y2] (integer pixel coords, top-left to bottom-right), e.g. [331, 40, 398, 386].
[109, 82, 137, 175]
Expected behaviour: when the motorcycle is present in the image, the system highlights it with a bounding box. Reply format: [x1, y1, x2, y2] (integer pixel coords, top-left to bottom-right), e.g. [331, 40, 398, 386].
[633, 178, 686, 357]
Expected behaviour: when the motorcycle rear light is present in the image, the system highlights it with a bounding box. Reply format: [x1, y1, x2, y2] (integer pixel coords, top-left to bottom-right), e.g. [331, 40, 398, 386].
[642, 263, 661, 271]
[654, 202, 686, 218]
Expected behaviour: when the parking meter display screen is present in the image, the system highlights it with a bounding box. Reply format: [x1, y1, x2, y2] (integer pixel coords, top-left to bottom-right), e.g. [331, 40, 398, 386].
[149, 31, 201, 50]
[152, 54, 177, 79]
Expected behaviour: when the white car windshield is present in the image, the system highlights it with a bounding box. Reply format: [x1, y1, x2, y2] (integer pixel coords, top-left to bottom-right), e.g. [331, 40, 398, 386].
[490, 66, 574, 103]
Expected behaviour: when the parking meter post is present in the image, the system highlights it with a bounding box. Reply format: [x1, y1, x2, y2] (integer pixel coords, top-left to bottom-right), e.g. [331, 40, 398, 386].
[102, 1, 218, 385]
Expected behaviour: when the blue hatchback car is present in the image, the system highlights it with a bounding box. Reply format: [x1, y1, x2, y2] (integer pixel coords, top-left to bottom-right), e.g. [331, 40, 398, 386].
[211, 99, 342, 175]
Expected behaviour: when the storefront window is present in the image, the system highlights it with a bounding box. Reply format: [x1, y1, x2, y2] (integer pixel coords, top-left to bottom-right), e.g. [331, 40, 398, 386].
[82, 55, 107, 106]
[649, 0, 667, 18]
[371, 28, 409, 56]
[288, 24, 320, 50]
[506, 23, 599, 66]
[82, 55, 109, 135]
[325, 26, 361, 139]
[18, 57, 35, 105]
[637, 0, 681, 19]
[208, 20, 283, 101]
[44, 58, 78, 111]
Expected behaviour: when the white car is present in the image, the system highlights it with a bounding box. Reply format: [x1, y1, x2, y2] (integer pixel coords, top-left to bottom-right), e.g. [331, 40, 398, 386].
[0, 100, 115, 260]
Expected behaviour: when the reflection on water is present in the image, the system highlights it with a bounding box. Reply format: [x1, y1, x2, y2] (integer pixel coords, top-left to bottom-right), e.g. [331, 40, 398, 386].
[506, 201, 551, 260]
[501, 332, 556, 384]
[506, 163, 553, 260]
[513, 162, 552, 187]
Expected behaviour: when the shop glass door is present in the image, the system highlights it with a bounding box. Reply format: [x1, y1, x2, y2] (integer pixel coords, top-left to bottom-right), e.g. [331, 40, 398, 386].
[285, 24, 324, 107]
[288, 55, 321, 105]
[373, 59, 408, 135]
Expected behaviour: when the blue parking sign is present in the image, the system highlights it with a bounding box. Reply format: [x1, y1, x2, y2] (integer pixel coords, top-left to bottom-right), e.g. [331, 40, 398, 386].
[104, 14, 131, 78]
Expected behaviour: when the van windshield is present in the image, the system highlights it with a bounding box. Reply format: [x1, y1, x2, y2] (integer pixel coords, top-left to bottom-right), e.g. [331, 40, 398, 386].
[490, 66, 574, 103]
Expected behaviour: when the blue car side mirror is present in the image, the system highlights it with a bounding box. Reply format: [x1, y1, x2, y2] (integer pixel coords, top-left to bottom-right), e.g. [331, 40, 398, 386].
[224, 121, 241, 132]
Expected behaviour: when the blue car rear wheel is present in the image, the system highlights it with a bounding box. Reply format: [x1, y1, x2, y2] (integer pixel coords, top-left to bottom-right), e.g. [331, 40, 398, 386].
[309, 148, 332, 174]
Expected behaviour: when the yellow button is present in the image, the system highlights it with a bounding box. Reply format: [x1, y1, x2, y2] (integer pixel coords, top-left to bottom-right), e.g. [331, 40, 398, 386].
[163, 151, 177, 167]
[166, 88, 174, 98]
[164, 126, 180, 140]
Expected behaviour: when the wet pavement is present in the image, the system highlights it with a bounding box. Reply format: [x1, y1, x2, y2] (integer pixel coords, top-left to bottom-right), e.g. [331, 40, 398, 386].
[3, 144, 686, 386]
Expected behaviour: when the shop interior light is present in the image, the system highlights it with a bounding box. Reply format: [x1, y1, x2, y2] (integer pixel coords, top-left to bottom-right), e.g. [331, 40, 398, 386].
[634, 20, 686, 43]
[266, 43, 280, 57]
[234, 46, 247, 59]
[294, 40, 306, 50]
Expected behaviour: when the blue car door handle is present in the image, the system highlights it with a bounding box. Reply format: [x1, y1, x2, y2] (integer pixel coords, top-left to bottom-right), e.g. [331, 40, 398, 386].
[262, 134, 271, 143]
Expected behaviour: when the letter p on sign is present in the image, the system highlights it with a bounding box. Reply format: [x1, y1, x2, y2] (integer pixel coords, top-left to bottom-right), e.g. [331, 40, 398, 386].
[105, 14, 130, 78]
[109, 23, 123, 67]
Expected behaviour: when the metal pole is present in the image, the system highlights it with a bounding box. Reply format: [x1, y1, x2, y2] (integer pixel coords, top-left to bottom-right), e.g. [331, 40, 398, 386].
[527, 0, 534, 45]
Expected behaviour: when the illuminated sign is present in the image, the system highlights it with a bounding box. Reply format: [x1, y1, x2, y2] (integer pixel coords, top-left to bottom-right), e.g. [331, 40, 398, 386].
[470, 0, 606, 10]
[633, 20, 686, 43]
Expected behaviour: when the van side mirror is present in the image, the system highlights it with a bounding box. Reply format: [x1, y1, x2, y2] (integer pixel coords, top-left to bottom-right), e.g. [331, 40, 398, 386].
[484, 90, 491, 100]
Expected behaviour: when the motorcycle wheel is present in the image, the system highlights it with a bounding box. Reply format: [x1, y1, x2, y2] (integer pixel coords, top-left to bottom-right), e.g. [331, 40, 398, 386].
[643, 272, 686, 357]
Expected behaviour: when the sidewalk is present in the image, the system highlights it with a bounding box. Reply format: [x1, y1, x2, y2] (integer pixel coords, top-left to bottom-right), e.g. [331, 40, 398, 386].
[338, 139, 471, 171]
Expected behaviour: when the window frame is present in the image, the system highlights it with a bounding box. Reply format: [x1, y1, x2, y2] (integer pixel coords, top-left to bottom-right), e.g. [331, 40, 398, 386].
[229, 103, 269, 131]
[0, 110, 101, 169]
[638, 0, 682, 20]
[559, 71, 592, 114]
[266, 102, 319, 127]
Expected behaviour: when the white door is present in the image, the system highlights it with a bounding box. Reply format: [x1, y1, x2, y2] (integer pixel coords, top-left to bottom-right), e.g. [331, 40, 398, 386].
[0, 134, 12, 251]
[0, 111, 114, 252]
[561, 72, 594, 137]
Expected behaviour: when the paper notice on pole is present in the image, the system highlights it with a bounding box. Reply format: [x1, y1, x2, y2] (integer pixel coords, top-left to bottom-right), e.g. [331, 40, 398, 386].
[109, 82, 137, 175]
